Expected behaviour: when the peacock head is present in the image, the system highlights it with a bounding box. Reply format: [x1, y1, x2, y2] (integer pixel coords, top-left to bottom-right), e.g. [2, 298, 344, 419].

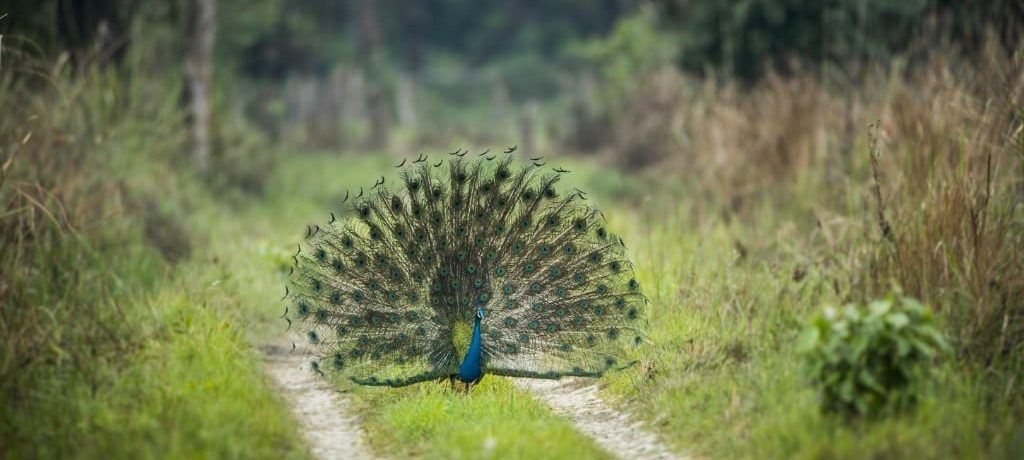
[475, 307, 486, 320]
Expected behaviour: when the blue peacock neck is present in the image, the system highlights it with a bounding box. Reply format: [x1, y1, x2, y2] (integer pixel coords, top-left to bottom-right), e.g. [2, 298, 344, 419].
[457, 315, 484, 383]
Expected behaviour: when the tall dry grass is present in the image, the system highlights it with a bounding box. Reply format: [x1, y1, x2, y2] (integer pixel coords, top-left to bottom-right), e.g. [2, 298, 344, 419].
[597, 43, 1024, 364]
[0, 42, 183, 400]
[868, 48, 1024, 363]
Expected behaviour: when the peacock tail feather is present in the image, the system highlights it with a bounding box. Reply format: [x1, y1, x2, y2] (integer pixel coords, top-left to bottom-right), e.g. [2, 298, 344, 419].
[285, 151, 647, 387]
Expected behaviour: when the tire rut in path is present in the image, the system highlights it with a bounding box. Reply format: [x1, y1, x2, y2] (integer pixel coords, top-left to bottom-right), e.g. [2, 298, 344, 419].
[515, 378, 685, 460]
[261, 340, 374, 460]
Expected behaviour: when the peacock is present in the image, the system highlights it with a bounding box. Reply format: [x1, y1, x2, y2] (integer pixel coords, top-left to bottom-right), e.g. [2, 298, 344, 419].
[284, 148, 646, 389]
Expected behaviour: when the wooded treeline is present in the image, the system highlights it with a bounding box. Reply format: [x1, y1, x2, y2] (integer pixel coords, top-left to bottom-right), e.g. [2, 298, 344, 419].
[2, 0, 1021, 153]
[7, 1, 1021, 75]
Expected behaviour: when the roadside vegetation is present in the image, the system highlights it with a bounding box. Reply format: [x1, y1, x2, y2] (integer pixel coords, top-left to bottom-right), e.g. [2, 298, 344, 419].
[0, 43, 309, 458]
[3, 1, 1023, 459]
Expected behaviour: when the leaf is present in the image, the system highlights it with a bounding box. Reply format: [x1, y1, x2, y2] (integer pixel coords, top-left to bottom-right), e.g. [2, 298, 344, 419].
[843, 305, 860, 321]
[900, 296, 926, 316]
[909, 337, 936, 358]
[896, 337, 911, 357]
[887, 312, 910, 329]
[869, 299, 891, 316]
[796, 327, 820, 352]
[851, 335, 870, 359]
[919, 326, 952, 353]
[858, 369, 885, 393]
[839, 377, 856, 402]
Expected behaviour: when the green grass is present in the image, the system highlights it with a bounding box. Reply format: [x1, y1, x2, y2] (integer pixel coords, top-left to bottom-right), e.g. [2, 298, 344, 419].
[597, 195, 1024, 459]
[349, 377, 610, 460]
[1, 230, 310, 459]
[5, 124, 1021, 459]
[1, 58, 313, 455]
[257, 152, 1024, 459]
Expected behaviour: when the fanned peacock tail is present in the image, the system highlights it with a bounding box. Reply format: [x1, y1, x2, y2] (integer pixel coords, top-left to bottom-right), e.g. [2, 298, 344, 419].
[285, 150, 647, 387]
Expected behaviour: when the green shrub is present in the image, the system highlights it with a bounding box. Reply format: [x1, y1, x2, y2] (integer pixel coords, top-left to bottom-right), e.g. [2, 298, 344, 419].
[797, 293, 951, 417]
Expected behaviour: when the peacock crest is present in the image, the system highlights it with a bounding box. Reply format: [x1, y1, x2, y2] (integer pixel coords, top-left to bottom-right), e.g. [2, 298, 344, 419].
[285, 149, 647, 387]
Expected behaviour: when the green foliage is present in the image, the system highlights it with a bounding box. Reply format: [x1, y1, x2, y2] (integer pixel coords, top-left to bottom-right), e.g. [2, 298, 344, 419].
[798, 293, 952, 417]
[662, 0, 927, 80]
[0, 39, 307, 458]
[658, 0, 1024, 81]
[572, 8, 675, 101]
[599, 193, 1024, 459]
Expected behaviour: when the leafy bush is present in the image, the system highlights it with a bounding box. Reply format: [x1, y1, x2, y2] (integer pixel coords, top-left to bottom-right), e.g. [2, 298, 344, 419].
[798, 293, 951, 417]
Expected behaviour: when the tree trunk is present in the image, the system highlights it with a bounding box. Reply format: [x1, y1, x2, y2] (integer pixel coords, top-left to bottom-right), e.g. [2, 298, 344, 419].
[520, 100, 540, 154]
[396, 2, 425, 130]
[356, 0, 389, 150]
[395, 75, 417, 129]
[184, 0, 216, 172]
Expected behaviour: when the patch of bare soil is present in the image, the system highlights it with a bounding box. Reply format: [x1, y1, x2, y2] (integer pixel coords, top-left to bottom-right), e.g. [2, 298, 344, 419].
[261, 340, 374, 460]
[515, 378, 685, 460]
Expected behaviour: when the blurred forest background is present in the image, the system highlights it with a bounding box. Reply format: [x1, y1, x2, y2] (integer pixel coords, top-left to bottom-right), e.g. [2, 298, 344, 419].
[2, 1, 1023, 458]
[5, 0, 1023, 169]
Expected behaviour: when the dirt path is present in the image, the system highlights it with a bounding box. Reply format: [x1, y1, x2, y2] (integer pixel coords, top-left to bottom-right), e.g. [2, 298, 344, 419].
[515, 378, 685, 460]
[262, 337, 678, 460]
[261, 340, 374, 460]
